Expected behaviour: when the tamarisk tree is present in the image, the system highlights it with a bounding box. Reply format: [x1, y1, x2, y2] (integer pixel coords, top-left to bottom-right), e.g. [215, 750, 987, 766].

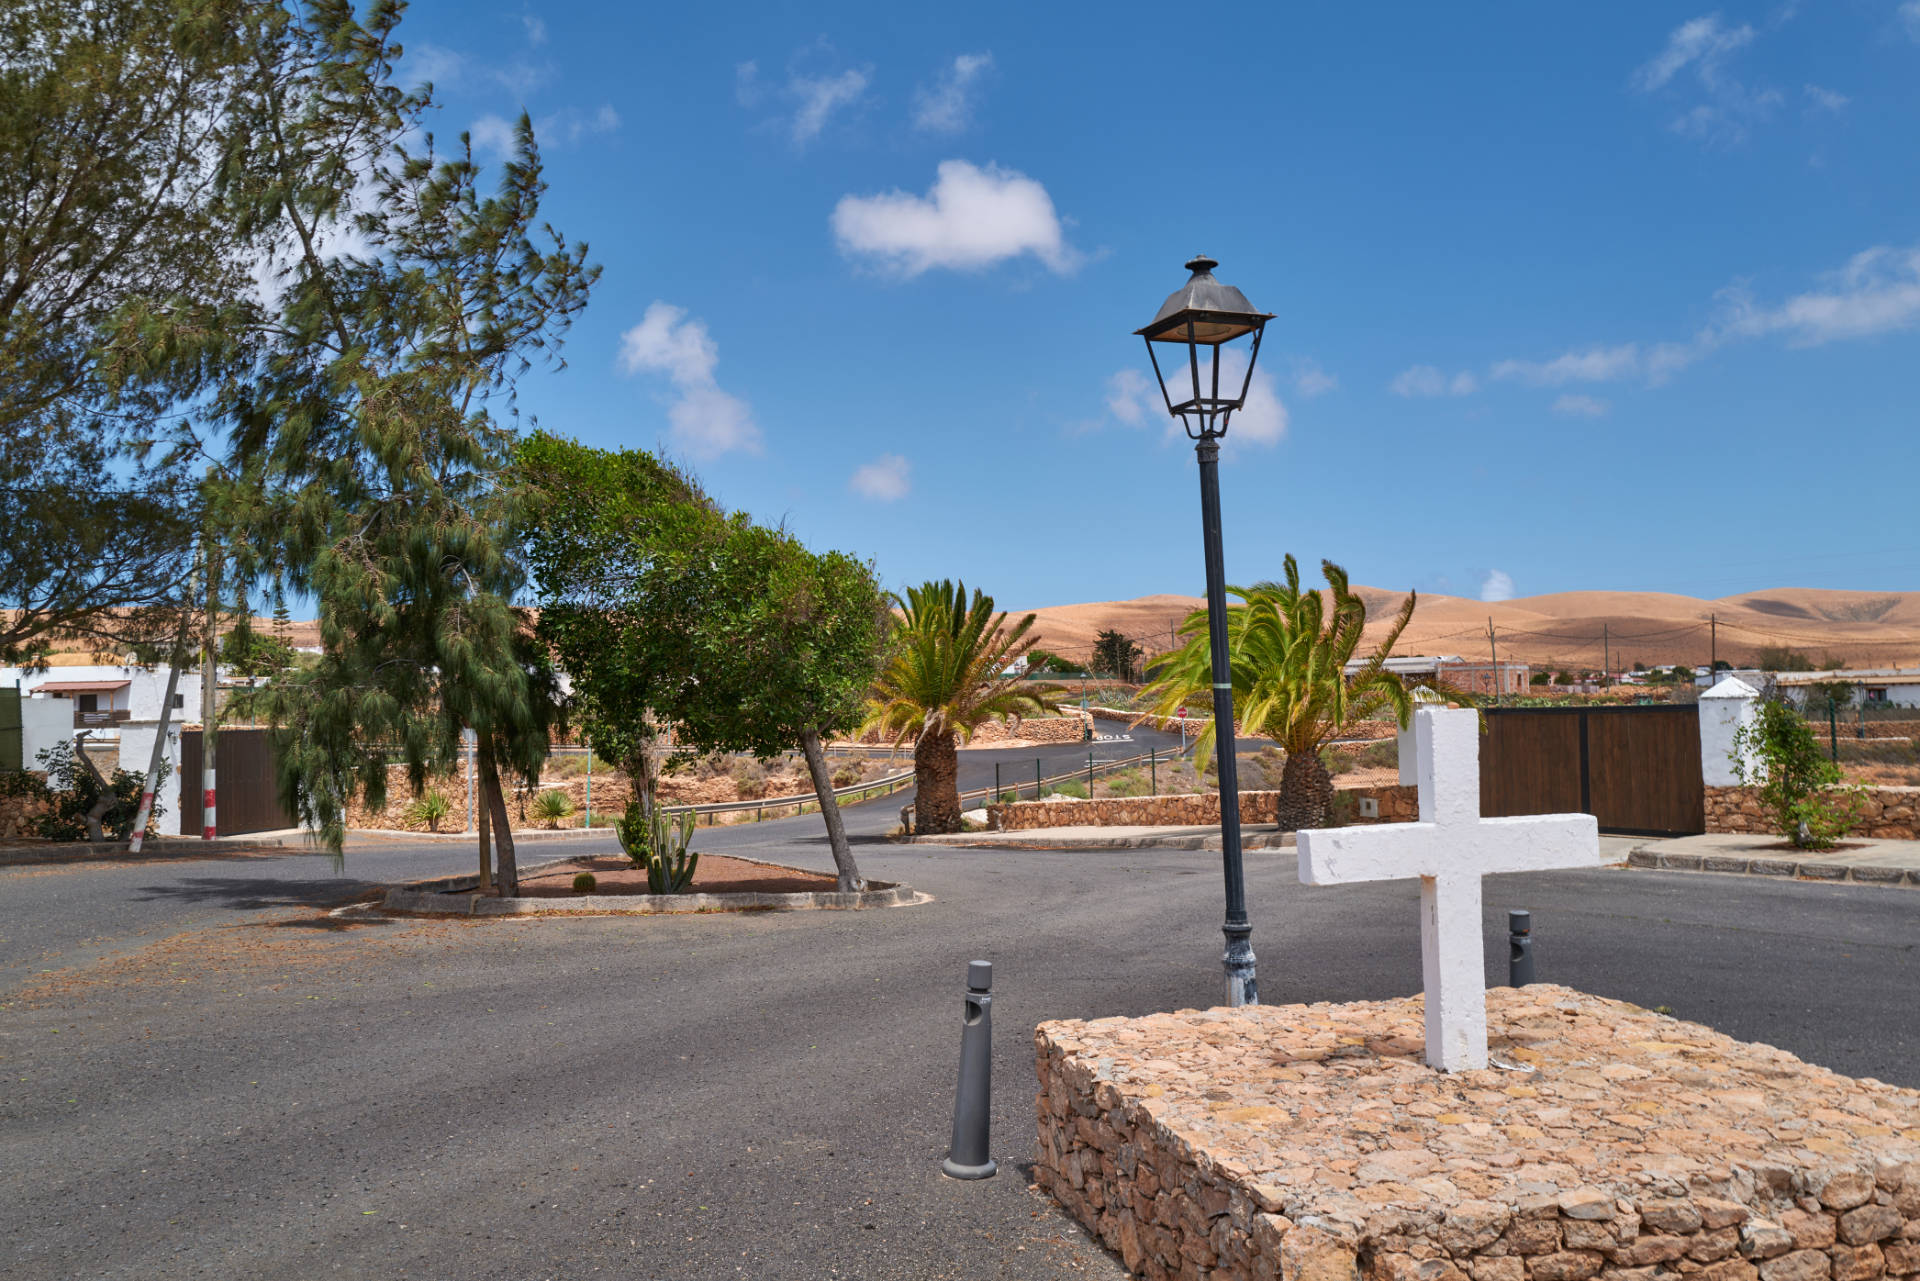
[129, 4, 594, 892]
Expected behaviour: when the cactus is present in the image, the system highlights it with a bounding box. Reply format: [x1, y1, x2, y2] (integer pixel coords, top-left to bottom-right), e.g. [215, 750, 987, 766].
[613, 799, 699, 893]
[572, 871, 597, 893]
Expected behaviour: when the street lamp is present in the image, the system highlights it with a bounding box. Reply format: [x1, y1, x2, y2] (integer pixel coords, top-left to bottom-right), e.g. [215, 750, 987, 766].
[1136, 254, 1274, 1008]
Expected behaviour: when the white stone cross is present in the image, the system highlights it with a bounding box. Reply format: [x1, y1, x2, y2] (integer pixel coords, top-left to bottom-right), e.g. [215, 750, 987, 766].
[1296, 707, 1599, 1072]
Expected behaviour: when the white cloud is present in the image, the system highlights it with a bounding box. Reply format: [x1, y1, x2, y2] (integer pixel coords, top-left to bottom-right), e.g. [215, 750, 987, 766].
[1291, 358, 1339, 398]
[791, 68, 869, 144]
[849, 454, 911, 501]
[522, 13, 547, 45]
[1103, 353, 1285, 445]
[1480, 570, 1516, 603]
[617, 302, 762, 459]
[469, 114, 517, 157]
[1631, 13, 1779, 144]
[1552, 394, 1609, 418]
[831, 160, 1078, 277]
[1389, 364, 1476, 397]
[409, 42, 549, 96]
[913, 53, 993, 133]
[1715, 245, 1920, 346]
[738, 44, 871, 146]
[1490, 344, 1640, 386]
[1803, 84, 1849, 114]
[1902, 0, 1920, 42]
[469, 105, 619, 158]
[1106, 369, 1154, 425]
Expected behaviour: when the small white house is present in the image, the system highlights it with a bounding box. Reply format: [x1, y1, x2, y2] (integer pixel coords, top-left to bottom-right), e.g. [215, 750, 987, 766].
[1773, 667, 1920, 709]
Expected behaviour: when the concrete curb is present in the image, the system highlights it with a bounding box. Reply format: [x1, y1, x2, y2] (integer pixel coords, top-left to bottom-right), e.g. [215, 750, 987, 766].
[381, 854, 923, 916]
[901, 832, 1296, 852]
[1626, 847, 1920, 888]
[0, 836, 288, 867]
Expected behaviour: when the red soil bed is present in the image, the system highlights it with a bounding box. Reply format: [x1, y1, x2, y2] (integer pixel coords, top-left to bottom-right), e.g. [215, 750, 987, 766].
[515, 854, 839, 898]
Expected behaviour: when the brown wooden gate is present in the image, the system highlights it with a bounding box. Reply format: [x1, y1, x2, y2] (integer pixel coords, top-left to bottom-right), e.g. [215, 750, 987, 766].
[179, 728, 294, 836]
[1481, 704, 1704, 837]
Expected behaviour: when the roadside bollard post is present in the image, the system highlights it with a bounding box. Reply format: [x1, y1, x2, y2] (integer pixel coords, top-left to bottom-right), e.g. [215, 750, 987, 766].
[1150, 747, 1157, 795]
[942, 960, 997, 1180]
[995, 762, 1002, 804]
[1087, 752, 1094, 795]
[1508, 909, 1534, 987]
[1034, 758, 1042, 799]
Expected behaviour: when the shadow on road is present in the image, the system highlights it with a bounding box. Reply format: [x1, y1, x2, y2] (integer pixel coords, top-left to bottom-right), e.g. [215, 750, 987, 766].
[132, 876, 386, 918]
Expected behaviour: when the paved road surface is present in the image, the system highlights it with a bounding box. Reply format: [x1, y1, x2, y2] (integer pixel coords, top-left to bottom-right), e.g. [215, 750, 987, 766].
[4, 802, 1916, 1279]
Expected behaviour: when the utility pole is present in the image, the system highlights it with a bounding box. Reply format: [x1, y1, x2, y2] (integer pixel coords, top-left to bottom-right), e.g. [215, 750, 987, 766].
[1602, 623, 1610, 689]
[1710, 614, 1717, 678]
[199, 544, 218, 839]
[1487, 617, 1499, 706]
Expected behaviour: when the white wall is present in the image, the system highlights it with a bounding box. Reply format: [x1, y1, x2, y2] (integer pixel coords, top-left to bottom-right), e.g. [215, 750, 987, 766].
[2, 665, 207, 723]
[1699, 677, 1760, 787]
[117, 723, 183, 836]
[20, 697, 75, 771]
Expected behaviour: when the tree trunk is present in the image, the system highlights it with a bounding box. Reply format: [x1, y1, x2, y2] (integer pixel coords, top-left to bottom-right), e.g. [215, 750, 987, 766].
[913, 726, 962, 835]
[478, 740, 517, 896]
[799, 726, 863, 892]
[475, 744, 492, 894]
[1276, 748, 1335, 832]
[71, 736, 115, 843]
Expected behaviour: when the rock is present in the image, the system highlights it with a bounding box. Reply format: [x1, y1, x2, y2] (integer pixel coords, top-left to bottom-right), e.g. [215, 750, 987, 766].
[1840, 1207, 1904, 1246]
[1440, 1204, 1517, 1255]
[1561, 1190, 1617, 1221]
[1881, 1243, 1920, 1275]
[1783, 1212, 1839, 1250]
[1831, 1245, 1886, 1281]
[1618, 1236, 1693, 1267]
[1821, 1174, 1879, 1212]
[1744, 1222, 1797, 1261]
[1699, 1201, 1753, 1231]
[1283, 1222, 1362, 1281]
[1644, 1202, 1707, 1235]
[1531, 1251, 1607, 1281]
[1473, 1258, 1529, 1281]
[1758, 1250, 1832, 1281]
[1506, 1221, 1566, 1256]
[1701, 1263, 1760, 1281]
[1689, 1230, 1742, 1263]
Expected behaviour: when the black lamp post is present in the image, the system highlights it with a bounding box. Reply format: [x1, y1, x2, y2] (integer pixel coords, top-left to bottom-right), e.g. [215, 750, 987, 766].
[1135, 254, 1274, 1008]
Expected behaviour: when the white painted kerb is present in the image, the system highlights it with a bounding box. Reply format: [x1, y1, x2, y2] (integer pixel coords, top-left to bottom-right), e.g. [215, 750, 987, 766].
[1297, 707, 1599, 1072]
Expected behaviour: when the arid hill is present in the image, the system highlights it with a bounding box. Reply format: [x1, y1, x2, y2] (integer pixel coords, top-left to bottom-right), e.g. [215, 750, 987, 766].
[1010, 587, 1920, 673]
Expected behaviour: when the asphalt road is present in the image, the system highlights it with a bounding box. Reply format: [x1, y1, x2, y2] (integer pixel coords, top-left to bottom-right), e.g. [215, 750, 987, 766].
[4, 800, 1918, 1279]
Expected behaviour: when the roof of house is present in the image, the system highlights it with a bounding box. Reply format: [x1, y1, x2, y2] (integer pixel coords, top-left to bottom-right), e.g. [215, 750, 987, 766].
[31, 680, 131, 693]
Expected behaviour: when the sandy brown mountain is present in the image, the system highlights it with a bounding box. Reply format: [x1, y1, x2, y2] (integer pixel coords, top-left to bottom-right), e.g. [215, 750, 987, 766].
[1010, 587, 1920, 672]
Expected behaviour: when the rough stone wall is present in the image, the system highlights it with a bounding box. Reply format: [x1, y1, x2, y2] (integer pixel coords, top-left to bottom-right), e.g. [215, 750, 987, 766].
[988, 785, 1418, 831]
[0, 774, 50, 840]
[967, 713, 1093, 746]
[1034, 990, 1920, 1281]
[1705, 785, 1920, 840]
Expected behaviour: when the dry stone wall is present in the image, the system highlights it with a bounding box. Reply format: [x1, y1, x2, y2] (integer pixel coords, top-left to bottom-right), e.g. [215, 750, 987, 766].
[988, 785, 1419, 831]
[1705, 785, 1920, 840]
[1035, 986, 1920, 1281]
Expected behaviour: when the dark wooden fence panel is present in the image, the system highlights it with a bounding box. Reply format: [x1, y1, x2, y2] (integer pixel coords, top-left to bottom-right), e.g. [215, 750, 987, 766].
[1481, 711, 1583, 817]
[1482, 704, 1703, 837]
[1586, 705, 1703, 838]
[180, 728, 293, 836]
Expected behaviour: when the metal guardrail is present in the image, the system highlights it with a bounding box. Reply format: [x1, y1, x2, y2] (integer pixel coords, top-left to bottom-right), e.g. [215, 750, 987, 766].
[662, 769, 917, 826]
[901, 748, 1178, 829]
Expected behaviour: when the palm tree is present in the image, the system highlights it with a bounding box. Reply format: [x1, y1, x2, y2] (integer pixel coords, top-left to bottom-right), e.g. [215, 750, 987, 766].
[1140, 556, 1432, 831]
[865, 580, 1061, 834]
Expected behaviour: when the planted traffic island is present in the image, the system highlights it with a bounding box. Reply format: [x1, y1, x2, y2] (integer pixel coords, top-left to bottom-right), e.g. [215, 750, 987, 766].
[382, 852, 918, 916]
[1035, 984, 1920, 1281]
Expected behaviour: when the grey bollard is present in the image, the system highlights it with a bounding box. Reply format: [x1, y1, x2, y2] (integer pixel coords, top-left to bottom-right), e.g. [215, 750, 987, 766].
[941, 959, 997, 1180]
[1509, 909, 1534, 987]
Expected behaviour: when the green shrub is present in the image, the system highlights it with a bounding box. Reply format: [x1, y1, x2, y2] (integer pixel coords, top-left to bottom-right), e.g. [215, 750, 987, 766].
[0, 741, 163, 841]
[572, 871, 597, 893]
[406, 789, 452, 832]
[1732, 700, 1864, 849]
[1047, 779, 1089, 799]
[533, 789, 576, 829]
[998, 790, 1019, 804]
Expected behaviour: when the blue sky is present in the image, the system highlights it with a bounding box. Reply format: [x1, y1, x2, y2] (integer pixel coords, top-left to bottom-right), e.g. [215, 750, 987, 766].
[397, 1, 1920, 608]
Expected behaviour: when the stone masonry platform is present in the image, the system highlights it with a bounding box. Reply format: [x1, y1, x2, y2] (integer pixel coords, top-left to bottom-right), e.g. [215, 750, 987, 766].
[1035, 985, 1920, 1281]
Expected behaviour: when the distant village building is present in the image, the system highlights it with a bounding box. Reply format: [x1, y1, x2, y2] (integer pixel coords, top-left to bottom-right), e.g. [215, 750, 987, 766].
[1347, 655, 1531, 696]
[1773, 667, 1920, 709]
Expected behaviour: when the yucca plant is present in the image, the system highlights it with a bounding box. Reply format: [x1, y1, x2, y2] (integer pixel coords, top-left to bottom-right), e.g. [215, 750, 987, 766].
[1140, 556, 1450, 831]
[533, 789, 576, 829]
[406, 790, 453, 833]
[863, 580, 1062, 834]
